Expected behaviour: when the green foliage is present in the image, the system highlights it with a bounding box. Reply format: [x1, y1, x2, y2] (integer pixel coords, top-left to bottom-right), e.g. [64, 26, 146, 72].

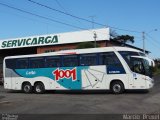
[153, 67, 160, 75]
[111, 35, 134, 44]
[153, 59, 160, 75]
[76, 42, 99, 49]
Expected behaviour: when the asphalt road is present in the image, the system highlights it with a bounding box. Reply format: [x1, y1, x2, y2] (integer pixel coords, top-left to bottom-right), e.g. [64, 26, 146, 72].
[0, 75, 160, 114]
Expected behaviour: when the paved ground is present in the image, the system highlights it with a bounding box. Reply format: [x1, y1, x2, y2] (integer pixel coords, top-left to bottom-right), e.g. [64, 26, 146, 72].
[0, 75, 160, 114]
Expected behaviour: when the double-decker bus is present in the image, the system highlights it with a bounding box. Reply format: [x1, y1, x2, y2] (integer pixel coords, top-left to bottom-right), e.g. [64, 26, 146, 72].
[3, 47, 154, 94]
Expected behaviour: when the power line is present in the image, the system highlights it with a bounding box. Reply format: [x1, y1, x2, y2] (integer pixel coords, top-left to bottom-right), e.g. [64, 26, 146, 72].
[146, 37, 160, 51]
[55, 0, 67, 13]
[54, 0, 88, 29]
[27, 0, 141, 33]
[27, 0, 106, 26]
[145, 35, 160, 50]
[0, 1, 141, 41]
[0, 2, 89, 31]
[146, 33, 160, 44]
[0, 1, 112, 40]
[1, 6, 57, 27]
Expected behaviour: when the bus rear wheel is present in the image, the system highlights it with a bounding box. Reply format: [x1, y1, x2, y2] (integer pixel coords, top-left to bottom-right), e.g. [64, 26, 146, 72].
[111, 81, 124, 94]
[22, 82, 32, 93]
[34, 82, 45, 94]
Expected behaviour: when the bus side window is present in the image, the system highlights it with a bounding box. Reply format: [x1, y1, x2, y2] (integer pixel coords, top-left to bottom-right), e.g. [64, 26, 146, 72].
[5, 59, 16, 69]
[63, 55, 78, 67]
[118, 51, 139, 65]
[80, 54, 97, 66]
[29, 57, 45, 68]
[99, 52, 113, 65]
[16, 58, 28, 69]
[46, 56, 61, 67]
[99, 52, 125, 73]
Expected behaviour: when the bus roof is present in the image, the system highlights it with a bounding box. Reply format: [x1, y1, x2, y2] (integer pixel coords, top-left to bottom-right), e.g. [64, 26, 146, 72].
[4, 46, 141, 59]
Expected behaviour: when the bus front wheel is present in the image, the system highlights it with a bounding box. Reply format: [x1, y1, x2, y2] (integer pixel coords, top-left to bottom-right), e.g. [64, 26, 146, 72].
[34, 82, 45, 94]
[22, 82, 33, 93]
[111, 81, 124, 94]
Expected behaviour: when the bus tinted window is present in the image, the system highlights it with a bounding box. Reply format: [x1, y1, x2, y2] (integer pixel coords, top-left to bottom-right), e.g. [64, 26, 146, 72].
[99, 52, 119, 65]
[118, 51, 139, 64]
[139, 52, 146, 57]
[80, 54, 97, 66]
[99, 52, 115, 65]
[16, 58, 28, 69]
[29, 57, 45, 68]
[46, 56, 61, 67]
[99, 52, 125, 73]
[5, 59, 16, 69]
[63, 55, 78, 67]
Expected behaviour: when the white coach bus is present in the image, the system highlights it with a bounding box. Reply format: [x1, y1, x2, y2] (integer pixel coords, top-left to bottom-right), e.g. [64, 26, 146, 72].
[3, 47, 154, 94]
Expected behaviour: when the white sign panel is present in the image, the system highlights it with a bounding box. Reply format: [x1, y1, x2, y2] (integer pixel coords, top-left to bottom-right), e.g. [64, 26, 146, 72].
[0, 28, 110, 49]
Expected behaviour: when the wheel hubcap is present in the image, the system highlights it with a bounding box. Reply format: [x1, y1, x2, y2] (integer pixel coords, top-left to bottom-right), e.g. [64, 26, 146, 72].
[36, 85, 41, 93]
[24, 85, 30, 92]
[113, 84, 121, 93]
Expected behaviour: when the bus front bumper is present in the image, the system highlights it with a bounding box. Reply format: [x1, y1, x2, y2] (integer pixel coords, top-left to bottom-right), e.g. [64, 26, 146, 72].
[146, 78, 154, 89]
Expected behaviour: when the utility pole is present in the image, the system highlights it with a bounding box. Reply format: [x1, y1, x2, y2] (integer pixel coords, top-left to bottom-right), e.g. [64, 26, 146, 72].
[142, 31, 145, 53]
[89, 16, 97, 48]
[93, 31, 97, 48]
[142, 29, 157, 54]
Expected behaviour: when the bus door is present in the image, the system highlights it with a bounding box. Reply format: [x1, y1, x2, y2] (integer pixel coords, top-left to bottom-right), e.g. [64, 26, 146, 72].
[129, 57, 146, 89]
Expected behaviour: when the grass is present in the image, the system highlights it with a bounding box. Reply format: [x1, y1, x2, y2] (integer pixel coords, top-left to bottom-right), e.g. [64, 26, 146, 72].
[153, 67, 160, 75]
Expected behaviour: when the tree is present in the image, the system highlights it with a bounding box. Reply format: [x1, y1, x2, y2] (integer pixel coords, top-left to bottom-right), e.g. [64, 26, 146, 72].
[76, 42, 96, 49]
[110, 29, 118, 38]
[153, 58, 160, 75]
[111, 35, 134, 44]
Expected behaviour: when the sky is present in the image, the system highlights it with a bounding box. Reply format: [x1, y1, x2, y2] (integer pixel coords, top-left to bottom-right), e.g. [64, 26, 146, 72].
[0, 0, 160, 58]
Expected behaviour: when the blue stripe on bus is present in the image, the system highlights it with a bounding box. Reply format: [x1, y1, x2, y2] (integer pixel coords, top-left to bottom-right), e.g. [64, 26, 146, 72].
[107, 66, 126, 74]
[15, 66, 88, 90]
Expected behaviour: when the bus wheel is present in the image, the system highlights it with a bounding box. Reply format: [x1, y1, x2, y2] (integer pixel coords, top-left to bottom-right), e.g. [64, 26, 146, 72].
[22, 82, 32, 93]
[34, 82, 45, 94]
[111, 81, 124, 94]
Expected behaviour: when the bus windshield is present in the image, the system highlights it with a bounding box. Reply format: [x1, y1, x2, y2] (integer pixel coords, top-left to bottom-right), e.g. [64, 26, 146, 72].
[130, 57, 152, 77]
[143, 58, 152, 77]
[119, 51, 154, 67]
